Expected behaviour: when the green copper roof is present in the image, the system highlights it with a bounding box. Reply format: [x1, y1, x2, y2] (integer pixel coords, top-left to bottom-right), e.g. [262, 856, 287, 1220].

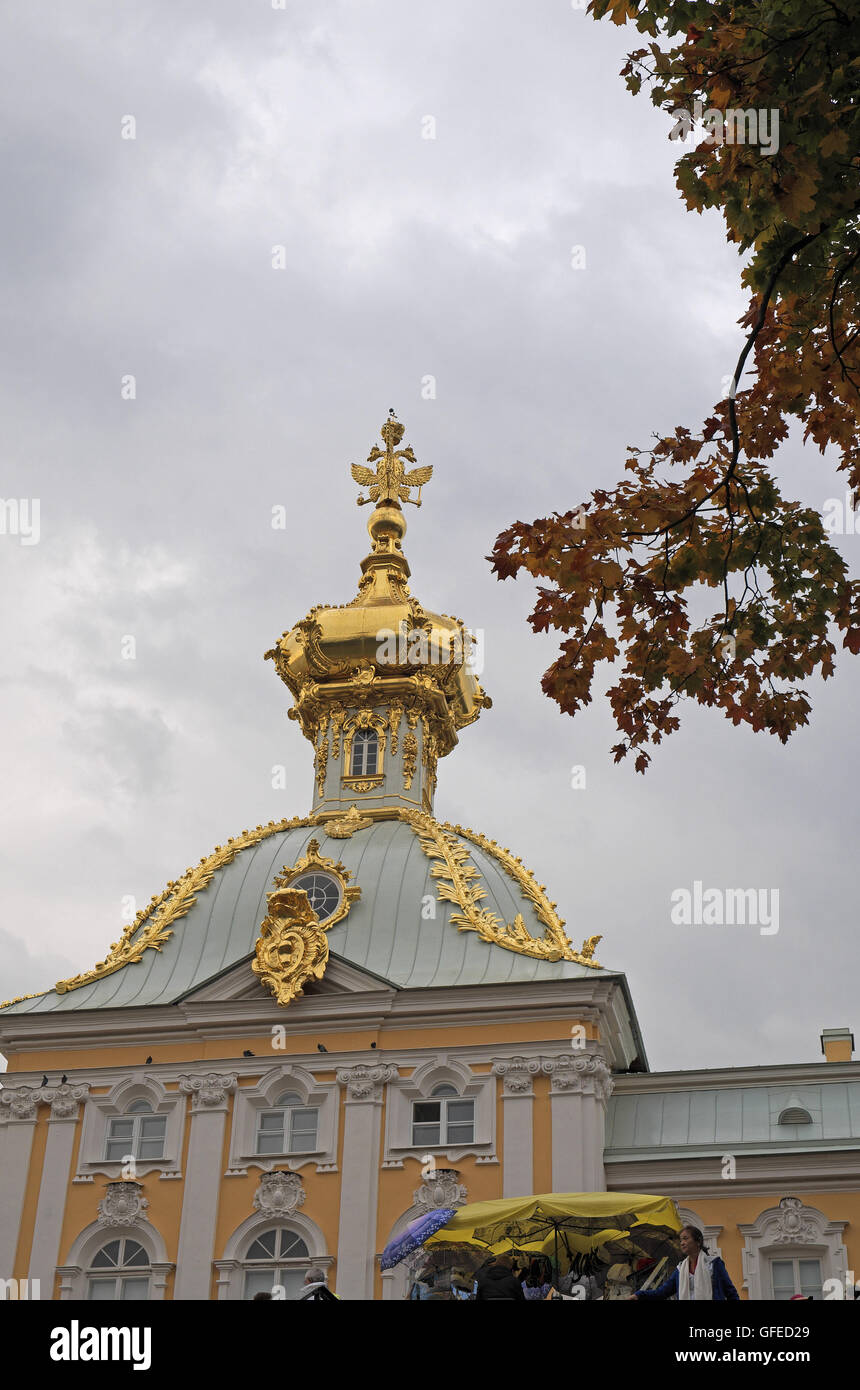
[606, 1081, 860, 1155]
[1, 817, 609, 1014]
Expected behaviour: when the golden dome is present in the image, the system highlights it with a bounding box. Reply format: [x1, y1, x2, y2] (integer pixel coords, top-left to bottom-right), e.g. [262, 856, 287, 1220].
[266, 414, 491, 759]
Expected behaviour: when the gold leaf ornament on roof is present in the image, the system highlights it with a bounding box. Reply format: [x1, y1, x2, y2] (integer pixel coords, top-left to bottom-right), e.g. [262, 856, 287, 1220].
[401, 810, 602, 968]
[253, 841, 361, 1005]
[52, 816, 318, 996]
[323, 805, 373, 838]
[351, 410, 433, 508]
[252, 889, 331, 1007]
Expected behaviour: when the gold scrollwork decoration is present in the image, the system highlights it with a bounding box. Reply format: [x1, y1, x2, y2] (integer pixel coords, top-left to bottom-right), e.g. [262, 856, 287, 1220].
[0, 989, 48, 1011]
[329, 704, 346, 758]
[388, 702, 403, 756]
[51, 816, 317, 996]
[252, 888, 331, 1007]
[342, 777, 383, 793]
[400, 810, 602, 968]
[322, 805, 373, 839]
[315, 720, 330, 797]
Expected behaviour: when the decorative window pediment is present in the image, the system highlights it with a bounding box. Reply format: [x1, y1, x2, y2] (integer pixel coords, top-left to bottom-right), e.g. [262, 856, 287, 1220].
[384, 1057, 496, 1166]
[75, 1077, 184, 1183]
[740, 1197, 848, 1301]
[227, 1065, 338, 1175]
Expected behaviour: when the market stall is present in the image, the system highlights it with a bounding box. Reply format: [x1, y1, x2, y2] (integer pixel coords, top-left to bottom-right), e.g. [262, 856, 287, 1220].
[381, 1191, 683, 1299]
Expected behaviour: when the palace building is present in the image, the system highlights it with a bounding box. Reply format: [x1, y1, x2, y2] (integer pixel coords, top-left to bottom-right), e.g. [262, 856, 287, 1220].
[1, 415, 858, 1301]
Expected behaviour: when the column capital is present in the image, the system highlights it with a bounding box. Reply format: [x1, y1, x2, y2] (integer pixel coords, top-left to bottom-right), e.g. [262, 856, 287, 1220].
[0, 1084, 45, 1122]
[45, 1082, 90, 1121]
[541, 1053, 613, 1101]
[179, 1072, 237, 1111]
[336, 1063, 398, 1102]
[492, 1056, 540, 1097]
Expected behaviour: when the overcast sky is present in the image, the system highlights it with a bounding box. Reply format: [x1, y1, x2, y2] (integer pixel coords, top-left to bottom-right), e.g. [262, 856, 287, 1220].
[1, 0, 857, 1072]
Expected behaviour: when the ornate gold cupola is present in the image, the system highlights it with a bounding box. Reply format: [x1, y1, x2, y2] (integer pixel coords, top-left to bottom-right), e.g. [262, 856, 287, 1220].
[266, 411, 491, 820]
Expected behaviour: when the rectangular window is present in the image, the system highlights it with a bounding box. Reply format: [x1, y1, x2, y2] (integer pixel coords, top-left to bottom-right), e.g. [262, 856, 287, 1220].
[120, 1278, 150, 1301]
[445, 1101, 474, 1144]
[771, 1258, 822, 1300]
[412, 1101, 441, 1148]
[289, 1109, 319, 1153]
[798, 1259, 822, 1299]
[105, 1118, 134, 1162]
[89, 1279, 118, 1300]
[771, 1261, 795, 1299]
[351, 731, 378, 776]
[256, 1111, 287, 1156]
[138, 1116, 166, 1160]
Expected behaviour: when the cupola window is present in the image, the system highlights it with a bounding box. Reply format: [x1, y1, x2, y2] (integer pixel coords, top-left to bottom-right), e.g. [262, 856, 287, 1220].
[290, 872, 342, 923]
[350, 728, 378, 777]
[411, 1084, 475, 1147]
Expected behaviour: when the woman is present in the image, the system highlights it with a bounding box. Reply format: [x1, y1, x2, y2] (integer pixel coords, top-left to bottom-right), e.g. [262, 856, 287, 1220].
[521, 1257, 552, 1301]
[631, 1225, 739, 1301]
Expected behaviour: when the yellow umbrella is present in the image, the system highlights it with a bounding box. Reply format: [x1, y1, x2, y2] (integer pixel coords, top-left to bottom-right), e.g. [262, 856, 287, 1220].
[424, 1191, 681, 1272]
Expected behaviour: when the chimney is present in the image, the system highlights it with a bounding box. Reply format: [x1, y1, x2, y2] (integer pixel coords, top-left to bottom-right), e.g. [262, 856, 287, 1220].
[820, 1028, 854, 1062]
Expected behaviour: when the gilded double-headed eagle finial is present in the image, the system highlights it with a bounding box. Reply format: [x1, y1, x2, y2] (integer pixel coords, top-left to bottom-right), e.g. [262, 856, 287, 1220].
[351, 409, 433, 507]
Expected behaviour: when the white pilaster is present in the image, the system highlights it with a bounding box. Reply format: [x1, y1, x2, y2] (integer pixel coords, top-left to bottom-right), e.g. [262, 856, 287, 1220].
[27, 1084, 89, 1296]
[335, 1064, 397, 1299]
[542, 1053, 613, 1192]
[0, 1086, 45, 1279]
[174, 1073, 236, 1300]
[492, 1058, 539, 1197]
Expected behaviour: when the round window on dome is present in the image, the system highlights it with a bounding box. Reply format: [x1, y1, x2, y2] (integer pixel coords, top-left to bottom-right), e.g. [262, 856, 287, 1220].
[289, 872, 342, 923]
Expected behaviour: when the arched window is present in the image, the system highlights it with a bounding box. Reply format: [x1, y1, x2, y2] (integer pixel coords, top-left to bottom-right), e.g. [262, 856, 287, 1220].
[350, 728, 378, 776]
[87, 1237, 150, 1300]
[105, 1100, 166, 1162]
[243, 1228, 311, 1300]
[412, 1084, 474, 1147]
[256, 1092, 319, 1156]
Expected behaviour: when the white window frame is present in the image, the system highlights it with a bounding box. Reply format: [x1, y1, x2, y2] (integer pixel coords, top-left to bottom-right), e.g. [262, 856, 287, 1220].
[105, 1101, 168, 1163]
[384, 1058, 496, 1166]
[228, 1066, 338, 1175]
[214, 1211, 332, 1301]
[86, 1234, 152, 1301]
[76, 1077, 185, 1182]
[255, 1091, 320, 1158]
[769, 1254, 824, 1301]
[240, 1228, 315, 1300]
[57, 1220, 173, 1301]
[411, 1086, 475, 1148]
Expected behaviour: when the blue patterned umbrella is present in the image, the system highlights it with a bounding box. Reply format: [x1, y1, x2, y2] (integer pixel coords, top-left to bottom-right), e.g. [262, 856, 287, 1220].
[380, 1208, 457, 1270]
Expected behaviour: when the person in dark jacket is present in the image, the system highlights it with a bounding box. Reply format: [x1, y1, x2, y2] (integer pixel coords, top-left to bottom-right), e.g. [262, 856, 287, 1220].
[298, 1266, 339, 1301]
[475, 1255, 526, 1301]
[632, 1225, 739, 1301]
